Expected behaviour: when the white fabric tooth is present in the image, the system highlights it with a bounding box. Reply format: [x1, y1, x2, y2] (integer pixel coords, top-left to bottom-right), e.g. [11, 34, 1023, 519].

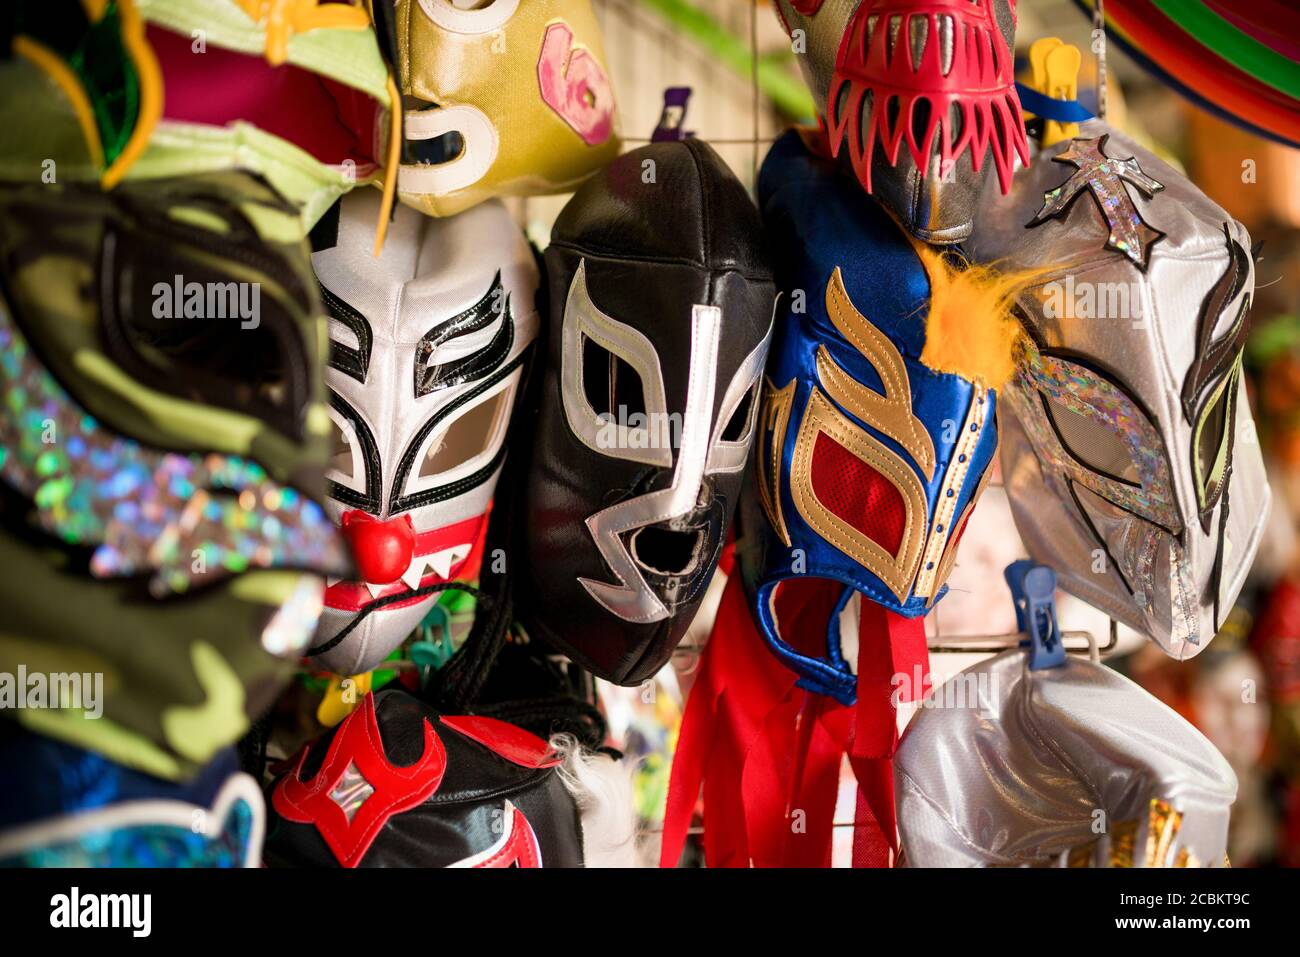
[429, 548, 455, 579]
[400, 560, 424, 590]
[326, 576, 343, 587]
[363, 581, 386, 599]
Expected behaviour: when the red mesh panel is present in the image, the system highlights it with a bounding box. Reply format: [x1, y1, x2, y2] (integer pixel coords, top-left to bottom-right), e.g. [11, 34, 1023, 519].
[810, 432, 906, 554]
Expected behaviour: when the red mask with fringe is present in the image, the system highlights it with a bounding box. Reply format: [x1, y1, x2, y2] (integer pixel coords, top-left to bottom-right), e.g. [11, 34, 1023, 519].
[827, 0, 1028, 194]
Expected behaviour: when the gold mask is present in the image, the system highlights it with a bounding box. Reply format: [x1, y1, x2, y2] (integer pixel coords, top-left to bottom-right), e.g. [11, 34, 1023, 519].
[395, 0, 622, 217]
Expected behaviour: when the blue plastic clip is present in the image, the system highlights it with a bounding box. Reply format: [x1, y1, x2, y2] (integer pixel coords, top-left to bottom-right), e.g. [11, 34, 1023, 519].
[1004, 560, 1066, 670]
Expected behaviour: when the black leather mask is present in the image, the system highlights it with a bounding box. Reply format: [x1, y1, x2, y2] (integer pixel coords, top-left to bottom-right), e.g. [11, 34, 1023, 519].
[520, 139, 776, 684]
[265, 689, 584, 867]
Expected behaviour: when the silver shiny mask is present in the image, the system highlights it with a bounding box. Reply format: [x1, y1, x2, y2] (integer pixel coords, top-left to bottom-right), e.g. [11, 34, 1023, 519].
[309, 190, 539, 674]
[968, 120, 1270, 659]
[895, 649, 1237, 867]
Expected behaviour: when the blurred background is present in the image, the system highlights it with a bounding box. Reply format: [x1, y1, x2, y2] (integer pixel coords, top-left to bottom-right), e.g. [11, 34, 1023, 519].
[557, 0, 1300, 867]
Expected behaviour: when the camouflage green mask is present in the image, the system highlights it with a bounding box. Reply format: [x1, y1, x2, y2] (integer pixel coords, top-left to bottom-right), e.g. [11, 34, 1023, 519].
[0, 173, 349, 780]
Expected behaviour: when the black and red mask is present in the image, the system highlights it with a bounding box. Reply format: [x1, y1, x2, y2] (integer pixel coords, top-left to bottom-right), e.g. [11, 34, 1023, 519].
[265, 690, 584, 867]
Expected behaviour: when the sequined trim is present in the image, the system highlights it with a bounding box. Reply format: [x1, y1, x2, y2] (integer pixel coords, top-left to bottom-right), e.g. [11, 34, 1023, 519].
[1012, 341, 1182, 533]
[0, 299, 348, 597]
[1028, 135, 1166, 269]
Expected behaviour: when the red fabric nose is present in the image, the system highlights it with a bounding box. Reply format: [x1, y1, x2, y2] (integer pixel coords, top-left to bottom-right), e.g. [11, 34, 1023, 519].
[341, 511, 416, 585]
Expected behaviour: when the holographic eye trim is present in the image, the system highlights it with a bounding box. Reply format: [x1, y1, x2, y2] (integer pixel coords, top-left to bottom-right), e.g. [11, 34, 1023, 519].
[1027, 135, 1166, 270]
[1011, 342, 1182, 533]
[0, 300, 348, 598]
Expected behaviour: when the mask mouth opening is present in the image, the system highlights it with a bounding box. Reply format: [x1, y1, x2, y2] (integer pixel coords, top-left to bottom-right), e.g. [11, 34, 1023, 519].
[630, 525, 702, 577]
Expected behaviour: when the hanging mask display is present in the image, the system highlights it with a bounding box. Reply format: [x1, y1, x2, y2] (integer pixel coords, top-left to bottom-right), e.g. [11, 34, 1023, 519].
[520, 139, 776, 686]
[0, 174, 349, 781]
[393, 0, 621, 218]
[87, 0, 395, 239]
[895, 648, 1237, 867]
[773, 0, 1029, 243]
[0, 732, 263, 868]
[308, 189, 540, 676]
[747, 129, 1027, 706]
[968, 120, 1270, 659]
[265, 690, 635, 867]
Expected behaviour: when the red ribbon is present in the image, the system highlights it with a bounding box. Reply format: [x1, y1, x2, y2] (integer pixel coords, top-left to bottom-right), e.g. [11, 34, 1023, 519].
[661, 574, 930, 868]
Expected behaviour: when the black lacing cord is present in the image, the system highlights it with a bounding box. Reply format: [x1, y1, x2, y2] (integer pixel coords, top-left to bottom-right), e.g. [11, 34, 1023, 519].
[305, 579, 492, 657]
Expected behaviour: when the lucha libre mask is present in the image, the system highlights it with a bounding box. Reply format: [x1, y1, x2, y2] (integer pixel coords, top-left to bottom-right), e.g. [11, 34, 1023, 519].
[0, 732, 263, 868]
[0, 174, 348, 780]
[967, 121, 1270, 659]
[773, 0, 1028, 244]
[132, 0, 393, 237]
[895, 649, 1237, 867]
[393, 0, 621, 217]
[520, 139, 776, 685]
[266, 689, 632, 867]
[308, 189, 540, 675]
[746, 130, 1024, 705]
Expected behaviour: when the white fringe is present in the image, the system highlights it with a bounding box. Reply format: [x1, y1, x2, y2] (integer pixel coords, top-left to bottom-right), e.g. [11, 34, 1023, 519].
[550, 734, 640, 867]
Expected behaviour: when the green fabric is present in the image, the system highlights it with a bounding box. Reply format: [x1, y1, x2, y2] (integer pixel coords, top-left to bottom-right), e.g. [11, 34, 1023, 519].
[0, 176, 336, 780]
[1153, 0, 1300, 100]
[0, 60, 100, 183]
[11, 0, 141, 165]
[130, 121, 372, 240]
[0, 175, 329, 487]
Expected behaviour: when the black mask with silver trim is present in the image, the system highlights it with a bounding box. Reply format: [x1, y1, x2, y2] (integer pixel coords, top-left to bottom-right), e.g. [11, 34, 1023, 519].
[520, 139, 775, 684]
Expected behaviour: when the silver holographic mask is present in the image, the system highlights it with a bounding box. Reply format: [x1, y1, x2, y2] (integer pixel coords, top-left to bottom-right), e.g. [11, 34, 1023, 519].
[968, 120, 1269, 659]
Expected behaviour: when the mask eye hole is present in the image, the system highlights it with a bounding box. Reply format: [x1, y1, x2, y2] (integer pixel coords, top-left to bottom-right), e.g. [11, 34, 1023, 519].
[1041, 392, 1140, 485]
[720, 381, 758, 443]
[409, 129, 465, 166]
[329, 417, 354, 481]
[1194, 366, 1237, 511]
[582, 336, 647, 421]
[420, 385, 513, 479]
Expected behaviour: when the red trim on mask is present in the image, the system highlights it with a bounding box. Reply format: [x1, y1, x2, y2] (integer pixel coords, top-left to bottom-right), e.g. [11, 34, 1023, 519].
[441, 715, 563, 769]
[825, 0, 1029, 195]
[323, 512, 488, 612]
[272, 693, 447, 868]
[468, 804, 544, 868]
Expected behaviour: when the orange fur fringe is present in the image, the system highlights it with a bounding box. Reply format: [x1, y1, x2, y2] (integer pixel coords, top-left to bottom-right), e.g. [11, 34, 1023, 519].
[913, 242, 1043, 390]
